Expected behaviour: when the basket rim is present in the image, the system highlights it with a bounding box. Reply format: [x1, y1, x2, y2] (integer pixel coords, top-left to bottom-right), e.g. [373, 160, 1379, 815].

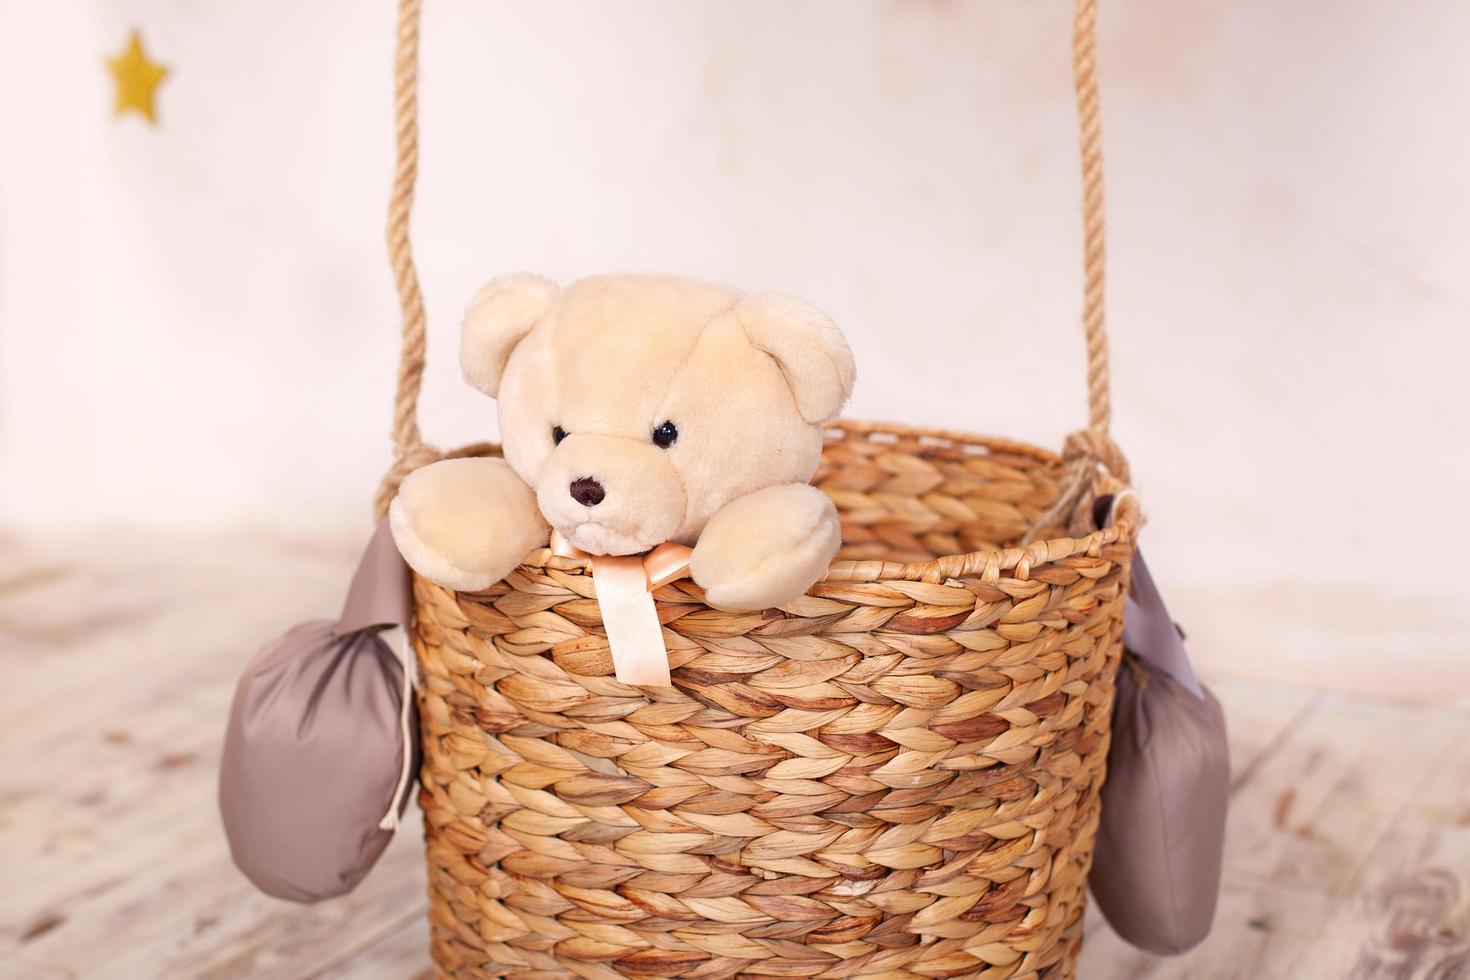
[820, 419, 1137, 584]
[452, 418, 1137, 591]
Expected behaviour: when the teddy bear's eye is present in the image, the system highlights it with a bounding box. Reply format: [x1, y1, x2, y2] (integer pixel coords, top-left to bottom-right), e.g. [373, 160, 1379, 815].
[552, 425, 568, 445]
[652, 420, 678, 449]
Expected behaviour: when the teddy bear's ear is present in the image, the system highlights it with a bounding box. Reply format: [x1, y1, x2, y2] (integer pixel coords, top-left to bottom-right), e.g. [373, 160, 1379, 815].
[460, 273, 559, 397]
[735, 292, 856, 425]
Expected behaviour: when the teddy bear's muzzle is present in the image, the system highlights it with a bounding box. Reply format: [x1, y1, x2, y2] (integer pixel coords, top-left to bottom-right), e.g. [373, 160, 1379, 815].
[536, 434, 688, 557]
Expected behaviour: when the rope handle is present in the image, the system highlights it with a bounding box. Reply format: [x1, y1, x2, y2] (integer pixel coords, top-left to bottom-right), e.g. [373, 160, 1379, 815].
[373, 0, 1127, 523]
[1025, 0, 1133, 542]
[374, 0, 435, 518]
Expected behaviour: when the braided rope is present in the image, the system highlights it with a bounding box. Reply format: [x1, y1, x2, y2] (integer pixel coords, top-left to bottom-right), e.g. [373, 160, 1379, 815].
[1022, 0, 1131, 543]
[1074, 0, 1110, 437]
[374, 0, 437, 518]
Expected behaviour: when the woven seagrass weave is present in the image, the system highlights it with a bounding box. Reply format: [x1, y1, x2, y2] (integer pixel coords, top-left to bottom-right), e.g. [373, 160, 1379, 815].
[411, 422, 1135, 979]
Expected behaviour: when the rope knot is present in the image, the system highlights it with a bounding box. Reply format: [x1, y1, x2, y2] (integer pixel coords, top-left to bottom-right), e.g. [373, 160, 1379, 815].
[1022, 427, 1132, 545]
[1061, 428, 1131, 486]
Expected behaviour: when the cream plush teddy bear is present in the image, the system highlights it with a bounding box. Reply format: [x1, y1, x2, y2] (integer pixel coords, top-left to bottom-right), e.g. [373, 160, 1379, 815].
[389, 273, 855, 611]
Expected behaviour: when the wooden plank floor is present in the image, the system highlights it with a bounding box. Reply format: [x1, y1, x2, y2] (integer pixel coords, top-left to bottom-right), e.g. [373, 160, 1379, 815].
[2, 529, 1467, 979]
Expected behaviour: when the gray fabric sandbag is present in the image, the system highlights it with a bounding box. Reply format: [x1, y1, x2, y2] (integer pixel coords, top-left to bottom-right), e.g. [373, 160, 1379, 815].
[1089, 655, 1229, 953]
[1088, 497, 1230, 954]
[219, 521, 417, 903]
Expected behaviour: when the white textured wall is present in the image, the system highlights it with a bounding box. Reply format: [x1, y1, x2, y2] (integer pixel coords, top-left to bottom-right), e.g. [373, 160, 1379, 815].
[2, 1, 1468, 625]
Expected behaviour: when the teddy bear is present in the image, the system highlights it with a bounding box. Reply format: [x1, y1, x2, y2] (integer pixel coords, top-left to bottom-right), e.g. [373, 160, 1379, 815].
[388, 272, 856, 612]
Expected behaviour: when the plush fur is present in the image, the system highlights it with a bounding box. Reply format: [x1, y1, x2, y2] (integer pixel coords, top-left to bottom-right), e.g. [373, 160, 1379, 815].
[689, 483, 843, 611]
[389, 457, 548, 593]
[389, 272, 855, 611]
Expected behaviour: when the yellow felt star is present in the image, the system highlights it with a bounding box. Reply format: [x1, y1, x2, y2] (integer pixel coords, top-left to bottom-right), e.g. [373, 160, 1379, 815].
[106, 30, 168, 124]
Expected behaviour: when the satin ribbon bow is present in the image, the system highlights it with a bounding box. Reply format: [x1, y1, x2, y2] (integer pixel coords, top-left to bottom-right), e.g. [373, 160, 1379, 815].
[549, 529, 692, 686]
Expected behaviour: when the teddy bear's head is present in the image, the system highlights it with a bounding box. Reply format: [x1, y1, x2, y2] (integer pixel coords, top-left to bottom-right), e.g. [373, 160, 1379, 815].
[460, 273, 855, 556]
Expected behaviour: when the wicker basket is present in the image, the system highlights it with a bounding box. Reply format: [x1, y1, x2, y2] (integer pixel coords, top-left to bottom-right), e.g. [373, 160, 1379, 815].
[409, 423, 1136, 979]
[371, 1, 1137, 975]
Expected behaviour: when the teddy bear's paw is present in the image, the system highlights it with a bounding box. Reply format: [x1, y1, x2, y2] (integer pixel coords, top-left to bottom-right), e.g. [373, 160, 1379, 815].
[388, 457, 549, 592]
[690, 483, 841, 612]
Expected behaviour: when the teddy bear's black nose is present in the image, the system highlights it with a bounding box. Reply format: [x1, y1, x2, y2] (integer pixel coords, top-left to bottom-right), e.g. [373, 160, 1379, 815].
[569, 477, 606, 507]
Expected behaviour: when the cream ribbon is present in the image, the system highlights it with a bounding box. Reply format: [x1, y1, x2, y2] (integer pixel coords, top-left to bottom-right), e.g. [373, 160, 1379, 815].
[550, 530, 692, 686]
